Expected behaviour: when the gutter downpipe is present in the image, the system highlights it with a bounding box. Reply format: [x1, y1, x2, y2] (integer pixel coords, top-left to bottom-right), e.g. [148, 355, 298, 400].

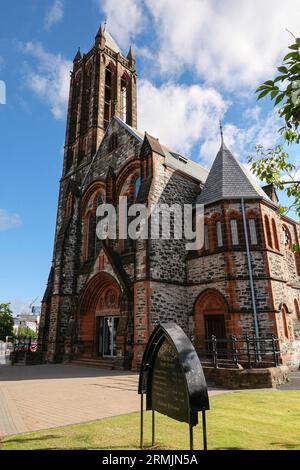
[241, 198, 261, 360]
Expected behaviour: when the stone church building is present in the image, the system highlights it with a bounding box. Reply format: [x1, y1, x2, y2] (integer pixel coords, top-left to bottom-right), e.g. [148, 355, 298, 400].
[39, 25, 300, 371]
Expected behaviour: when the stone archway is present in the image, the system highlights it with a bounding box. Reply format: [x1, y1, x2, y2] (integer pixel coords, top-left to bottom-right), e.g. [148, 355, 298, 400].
[193, 290, 229, 351]
[77, 272, 131, 366]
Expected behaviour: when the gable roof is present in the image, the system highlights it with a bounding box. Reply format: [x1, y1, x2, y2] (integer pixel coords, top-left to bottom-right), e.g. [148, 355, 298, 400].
[113, 116, 208, 183]
[145, 132, 165, 157]
[197, 141, 273, 205]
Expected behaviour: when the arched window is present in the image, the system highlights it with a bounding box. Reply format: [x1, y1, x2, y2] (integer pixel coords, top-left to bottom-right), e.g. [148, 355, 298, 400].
[249, 219, 258, 245]
[295, 249, 300, 277]
[272, 219, 279, 250]
[82, 185, 106, 262]
[65, 193, 73, 217]
[104, 65, 113, 129]
[294, 299, 300, 323]
[81, 65, 92, 135]
[216, 221, 223, 248]
[70, 76, 81, 144]
[121, 74, 128, 123]
[95, 193, 104, 255]
[204, 225, 209, 250]
[281, 305, 289, 339]
[230, 219, 239, 245]
[134, 175, 141, 198]
[87, 213, 96, 260]
[282, 225, 291, 247]
[264, 215, 273, 248]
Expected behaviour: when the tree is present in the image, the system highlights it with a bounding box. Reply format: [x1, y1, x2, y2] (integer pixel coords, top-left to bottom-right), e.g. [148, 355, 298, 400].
[0, 303, 14, 341]
[17, 325, 37, 339]
[248, 36, 300, 217]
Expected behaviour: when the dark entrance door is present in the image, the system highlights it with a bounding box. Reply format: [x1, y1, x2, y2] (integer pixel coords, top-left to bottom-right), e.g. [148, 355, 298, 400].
[204, 315, 226, 357]
[205, 315, 226, 339]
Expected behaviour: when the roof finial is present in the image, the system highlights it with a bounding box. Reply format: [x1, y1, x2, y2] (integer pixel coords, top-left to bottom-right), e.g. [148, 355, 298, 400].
[104, 15, 107, 31]
[219, 120, 224, 143]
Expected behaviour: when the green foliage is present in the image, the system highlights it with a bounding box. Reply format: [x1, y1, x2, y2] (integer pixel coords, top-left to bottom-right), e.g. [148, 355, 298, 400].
[16, 325, 37, 339]
[0, 303, 14, 341]
[256, 38, 300, 136]
[249, 36, 300, 218]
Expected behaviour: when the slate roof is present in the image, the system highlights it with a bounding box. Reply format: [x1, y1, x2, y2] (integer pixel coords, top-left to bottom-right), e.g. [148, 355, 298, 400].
[104, 30, 121, 54]
[197, 141, 273, 205]
[113, 116, 209, 183]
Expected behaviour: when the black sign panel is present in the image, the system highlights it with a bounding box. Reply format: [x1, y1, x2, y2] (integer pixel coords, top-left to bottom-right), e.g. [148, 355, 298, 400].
[151, 339, 189, 423]
[139, 323, 209, 427]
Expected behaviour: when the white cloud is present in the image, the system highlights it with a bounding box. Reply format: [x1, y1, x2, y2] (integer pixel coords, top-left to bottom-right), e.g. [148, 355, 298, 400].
[138, 80, 228, 155]
[45, 0, 64, 31]
[144, 0, 300, 90]
[0, 209, 22, 231]
[199, 107, 282, 166]
[21, 42, 71, 119]
[97, 0, 144, 49]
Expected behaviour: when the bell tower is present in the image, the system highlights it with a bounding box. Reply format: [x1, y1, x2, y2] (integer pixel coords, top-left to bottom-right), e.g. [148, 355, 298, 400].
[63, 24, 137, 175]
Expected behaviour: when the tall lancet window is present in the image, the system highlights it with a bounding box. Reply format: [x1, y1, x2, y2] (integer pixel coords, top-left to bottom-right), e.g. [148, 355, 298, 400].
[70, 76, 81, 143]
[104, 64, 113, 129]
[82, 66, 92, 133]
[121, 74, 128, 123]
[87, 213, 96, 260]
[95, 193, 104, 255]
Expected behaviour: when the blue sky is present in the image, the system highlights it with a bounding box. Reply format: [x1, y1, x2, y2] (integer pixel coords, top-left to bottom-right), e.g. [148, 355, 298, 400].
[0, 0, 299, 313]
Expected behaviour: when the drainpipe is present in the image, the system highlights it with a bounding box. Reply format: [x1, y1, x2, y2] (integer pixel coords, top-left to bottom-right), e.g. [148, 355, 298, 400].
[241, 198, 261, 358]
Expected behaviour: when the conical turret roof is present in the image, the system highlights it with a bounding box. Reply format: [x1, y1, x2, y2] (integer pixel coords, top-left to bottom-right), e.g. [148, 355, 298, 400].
[197, 140, 272, 205]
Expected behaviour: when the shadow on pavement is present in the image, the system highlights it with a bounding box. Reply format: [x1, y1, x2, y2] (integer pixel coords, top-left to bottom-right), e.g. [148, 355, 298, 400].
[0, 364, 139, 382]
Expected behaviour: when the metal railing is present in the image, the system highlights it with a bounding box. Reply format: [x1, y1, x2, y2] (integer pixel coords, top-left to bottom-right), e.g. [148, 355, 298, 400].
[13, 337, 38, 353]
[193, 334, 280, 369]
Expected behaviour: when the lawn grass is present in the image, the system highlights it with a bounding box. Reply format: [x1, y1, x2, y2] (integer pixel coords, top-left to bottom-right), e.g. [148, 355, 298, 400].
[2, 391, 300, 450]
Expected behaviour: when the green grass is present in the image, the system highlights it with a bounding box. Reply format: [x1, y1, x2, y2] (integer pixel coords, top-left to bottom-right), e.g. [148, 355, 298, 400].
[2, 391, 300, 450]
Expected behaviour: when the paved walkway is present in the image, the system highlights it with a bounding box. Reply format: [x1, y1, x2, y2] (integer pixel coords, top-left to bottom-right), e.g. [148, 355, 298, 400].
[0, 364, 227, 438]
[279, 369, 300, 390]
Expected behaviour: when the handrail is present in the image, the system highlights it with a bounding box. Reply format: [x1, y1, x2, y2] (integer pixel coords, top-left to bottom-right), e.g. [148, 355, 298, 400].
[193, 334, 280, 369]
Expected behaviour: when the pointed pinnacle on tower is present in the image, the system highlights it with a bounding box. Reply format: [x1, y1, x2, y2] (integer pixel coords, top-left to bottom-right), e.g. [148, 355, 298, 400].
[95, 23, 106, 48]
[73, 47, 81, 63]
[127, 46, 135, 67]
[219, 120, 224, 144]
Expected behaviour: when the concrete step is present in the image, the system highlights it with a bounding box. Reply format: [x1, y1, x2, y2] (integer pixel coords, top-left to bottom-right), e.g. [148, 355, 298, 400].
[71, 358, 115, 370]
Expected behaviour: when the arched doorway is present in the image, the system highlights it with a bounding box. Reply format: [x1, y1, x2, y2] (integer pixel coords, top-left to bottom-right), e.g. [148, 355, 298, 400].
[78, 273, 124, 360]
[194, 290, 228, 352]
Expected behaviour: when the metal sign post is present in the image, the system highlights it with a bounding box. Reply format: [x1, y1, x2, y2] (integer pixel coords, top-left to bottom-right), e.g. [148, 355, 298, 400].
[138, 323, 210, 450]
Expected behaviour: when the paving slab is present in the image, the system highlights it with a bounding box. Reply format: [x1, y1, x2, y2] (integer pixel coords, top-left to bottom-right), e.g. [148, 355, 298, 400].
[279, 370, 300, 390]
[0, 364, 234, 438]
